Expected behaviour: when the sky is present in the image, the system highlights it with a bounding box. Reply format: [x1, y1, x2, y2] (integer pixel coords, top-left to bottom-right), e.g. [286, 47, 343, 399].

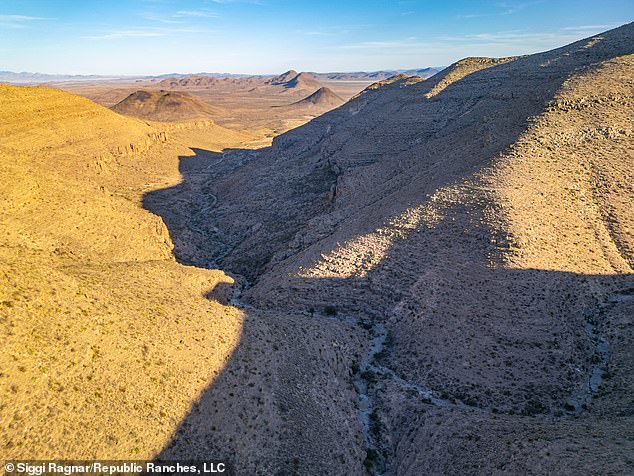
[0, 0, 632, 75]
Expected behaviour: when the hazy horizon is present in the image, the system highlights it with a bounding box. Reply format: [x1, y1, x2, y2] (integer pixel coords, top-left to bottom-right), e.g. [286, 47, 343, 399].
[0, 66, 447, 78]
[0, 1, 632, 76]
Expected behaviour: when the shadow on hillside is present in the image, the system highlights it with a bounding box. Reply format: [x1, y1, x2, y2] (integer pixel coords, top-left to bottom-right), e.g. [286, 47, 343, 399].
[146, 151, 634, 472]
[143, 26, 630, 280]
[143, 147, 230, 268]
[143, 29, 634, 472]
[151, 264, 634, 474]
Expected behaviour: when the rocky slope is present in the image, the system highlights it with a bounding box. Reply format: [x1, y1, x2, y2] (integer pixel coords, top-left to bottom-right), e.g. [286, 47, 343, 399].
[145, 23, 634, 474]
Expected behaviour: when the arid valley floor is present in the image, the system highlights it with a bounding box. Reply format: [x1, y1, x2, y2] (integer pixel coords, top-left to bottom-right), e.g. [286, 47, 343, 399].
[1, 23, 634, 475]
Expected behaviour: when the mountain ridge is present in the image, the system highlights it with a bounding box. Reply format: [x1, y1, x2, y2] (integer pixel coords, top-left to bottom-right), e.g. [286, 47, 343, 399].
[144, 22, 634, 474]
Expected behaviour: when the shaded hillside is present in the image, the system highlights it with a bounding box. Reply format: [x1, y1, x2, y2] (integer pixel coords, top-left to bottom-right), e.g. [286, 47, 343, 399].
[265, 70, 323, 92]
[111, 90, 223, 122]
[159, 75, 219, 88]
[146, 23, 634, 474]
[269, 69, 299, 85]
[284, 71, 322, 91]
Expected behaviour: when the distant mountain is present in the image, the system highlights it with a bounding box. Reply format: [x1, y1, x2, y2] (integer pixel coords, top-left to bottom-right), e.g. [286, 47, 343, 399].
[158, 75, 220, 88]
[151, 70, 323, 94]
[313, 71, 396, 81]
[0, 71, 256, 85]
[269, 70, 299, 85]
[313, 67, 443, 81]
[283, 72, 322, 90]
[0, 67, 442, 86]
[152, 72, 256, 81]
[401, 67, 442, 77]
[111, 90, 222, 122]
[0, 71, 123, 83]
[289, 87, 345, 109]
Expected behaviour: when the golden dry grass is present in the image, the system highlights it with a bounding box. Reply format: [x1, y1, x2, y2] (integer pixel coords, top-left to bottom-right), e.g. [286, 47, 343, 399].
[0, 84, 252, 459]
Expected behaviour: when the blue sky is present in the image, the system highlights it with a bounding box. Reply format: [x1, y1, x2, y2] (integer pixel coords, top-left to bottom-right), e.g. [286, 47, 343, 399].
[0, 0, 631, 75]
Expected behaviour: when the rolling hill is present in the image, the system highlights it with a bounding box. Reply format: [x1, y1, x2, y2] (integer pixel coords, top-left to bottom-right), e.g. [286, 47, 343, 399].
[110, 90, 223, 122]
[285, 87, 345, 111]
[158, 75, 219, 88]
[266, 70, 323, 92]
[283, 71, 322, 91]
